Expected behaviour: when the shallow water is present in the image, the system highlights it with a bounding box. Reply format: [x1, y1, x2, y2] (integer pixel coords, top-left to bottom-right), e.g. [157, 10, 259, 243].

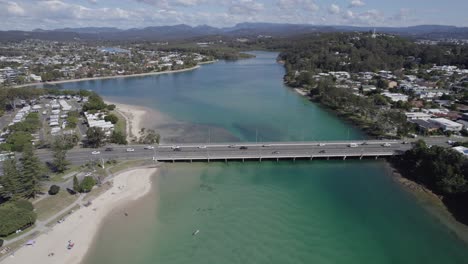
[48, 52, 468, 263]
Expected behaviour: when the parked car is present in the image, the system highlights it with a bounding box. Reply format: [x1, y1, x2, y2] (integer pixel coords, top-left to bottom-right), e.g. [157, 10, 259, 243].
[91, 151, 100, 155]
[126, 148, 135, 152]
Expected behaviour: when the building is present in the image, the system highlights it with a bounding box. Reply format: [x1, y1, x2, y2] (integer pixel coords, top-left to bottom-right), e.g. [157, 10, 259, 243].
[382, 92, 408, 102]
[410, 119, 440, 133]
[453, 146, 468, 157]
[428, 118, 463, 132]
[405, 112, 431, 120]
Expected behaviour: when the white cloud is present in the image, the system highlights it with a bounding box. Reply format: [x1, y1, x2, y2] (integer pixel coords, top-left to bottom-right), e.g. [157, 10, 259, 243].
[229, 0, 264, 15]
[277, 0, 319, 12]
[348, 0, 365, 8]
[328, 4, 340, 14]
[5, 1, 25, 16]
[88, 0, 97, 4]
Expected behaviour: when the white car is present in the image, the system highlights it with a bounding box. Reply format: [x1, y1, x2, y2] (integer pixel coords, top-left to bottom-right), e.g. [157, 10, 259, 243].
[171, 146, 180, 150]
[318, 143, 326, 146]
[91, 151, 100, 155]
[198, 146, 207, 149]
[382, 143, 391, 147]
[126, 148, 135, 152]
[144, 146, 155, 150]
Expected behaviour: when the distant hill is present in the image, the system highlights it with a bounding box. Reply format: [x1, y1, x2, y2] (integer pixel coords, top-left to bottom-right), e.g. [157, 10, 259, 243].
[2, 23, 468, 42]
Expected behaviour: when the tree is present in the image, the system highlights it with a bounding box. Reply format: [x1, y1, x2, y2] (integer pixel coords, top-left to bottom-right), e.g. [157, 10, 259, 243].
[104, 114, 119, 124]
[86, 127, 106, 148]
[48, 185, 60, 195]
[51, 137, 70, 173]
[138, 128, 160, 145]
[19, 144, 42, 198]
[110, 130, 127, 145]
[80, 176, 96, 193]
[0, 202, 36, 237]
[73, 175, 81, 193]
[0, 159, 21, 201]
[5, 132, 34, 152]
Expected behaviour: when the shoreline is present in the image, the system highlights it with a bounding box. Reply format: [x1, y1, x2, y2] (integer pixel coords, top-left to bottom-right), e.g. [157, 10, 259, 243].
[1, 167, 158, 264]
[291, 84, 468, 243]
[103, 100, 150, 142]
[12, 63, 217, 88]
[385, 162, 468, 246]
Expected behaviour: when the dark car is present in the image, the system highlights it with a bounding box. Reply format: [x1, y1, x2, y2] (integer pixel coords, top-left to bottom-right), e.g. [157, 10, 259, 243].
[272, 151, 280, 154]
[174, 148, 182, 152]
[105, 147, 113, 151]
[239, 146, 248, 150]
[319, 150, 326, 153]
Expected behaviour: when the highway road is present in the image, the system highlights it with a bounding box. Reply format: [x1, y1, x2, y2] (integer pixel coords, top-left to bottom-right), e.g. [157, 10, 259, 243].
[32, 137, 453, 165]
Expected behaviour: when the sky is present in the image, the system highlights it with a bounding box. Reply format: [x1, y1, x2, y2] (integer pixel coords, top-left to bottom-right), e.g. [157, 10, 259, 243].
[0, 0, 467, 30]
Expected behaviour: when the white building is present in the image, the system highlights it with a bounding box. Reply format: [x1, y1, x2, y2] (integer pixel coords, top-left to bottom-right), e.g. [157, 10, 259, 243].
[405, 112, 432, 120]
[382, 92, 408, 102]
[429, 118, 463, 132]
[453, 146, 468, 156]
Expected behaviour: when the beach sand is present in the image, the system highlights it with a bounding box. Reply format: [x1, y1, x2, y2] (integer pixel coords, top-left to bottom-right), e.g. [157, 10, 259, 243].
[104, 101, 152, 141]
[1, 168, 157, 264]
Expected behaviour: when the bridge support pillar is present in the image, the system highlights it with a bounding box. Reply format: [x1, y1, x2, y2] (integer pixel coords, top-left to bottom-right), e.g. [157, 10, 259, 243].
[293, 157, 296, 162]
[343, 156, 346, 160]
[327, 156, 329, 160]
[375, 156, 378, 160]
[208, 158, 210, 163]
[277, 158, 279, 163]
[242, 158, 244, 163]
[360, 155, 363, 160]
[172, 159, 175, 163]
[225, 158, 227, 163]
[259, 157, 262, 163]
[190, 159, 192, 163]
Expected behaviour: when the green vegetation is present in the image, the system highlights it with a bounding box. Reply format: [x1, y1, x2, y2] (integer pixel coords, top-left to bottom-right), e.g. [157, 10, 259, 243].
[34, 191, 78, 221]
[278, 32, 468, 84]
[110, 130, 127, 145]
[19, 144, 43, 198]
[138, 128, 160, 144]
[391, 141, 468, 224]
[86, 127, 106, 148]
[80, 176, 97, 193]
[50, 136, 70, 173]
[0, 200, 36, 237]
[305, 79, 412, 137]
[66, 110, 80, 129]
[83, 92, 108, 112]
[104, 113, 119, 124]
[48, 185, 60, 195]
[0, 145, 42, 200]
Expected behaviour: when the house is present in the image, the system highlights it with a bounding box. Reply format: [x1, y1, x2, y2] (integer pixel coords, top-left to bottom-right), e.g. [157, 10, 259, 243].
[382, 92, 408, 102]
[428, 118, 463, 132]
[405, 112, 431, 120]
[361, 85, 376, 92]
[410, 119, 440, 133]
[388, 81, 398, 89]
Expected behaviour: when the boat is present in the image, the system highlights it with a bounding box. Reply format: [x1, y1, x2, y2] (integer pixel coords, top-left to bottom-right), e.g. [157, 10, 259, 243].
[192, 230, 200, 236]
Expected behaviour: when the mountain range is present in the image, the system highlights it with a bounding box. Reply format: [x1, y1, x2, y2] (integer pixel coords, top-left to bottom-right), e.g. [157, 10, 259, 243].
[1, 23, 468, 42]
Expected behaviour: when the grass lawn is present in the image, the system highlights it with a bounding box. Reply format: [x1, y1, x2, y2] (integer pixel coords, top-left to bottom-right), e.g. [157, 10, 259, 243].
[45, 204, 81, 228]
[111, 110, 127, 136]
[108, 159, 150, 174]
[34, 191, 79, 221]
[48, 165, 81, 182]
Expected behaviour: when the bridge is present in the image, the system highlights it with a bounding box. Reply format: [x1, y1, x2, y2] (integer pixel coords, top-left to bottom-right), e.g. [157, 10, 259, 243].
[33, 138, 451, 165]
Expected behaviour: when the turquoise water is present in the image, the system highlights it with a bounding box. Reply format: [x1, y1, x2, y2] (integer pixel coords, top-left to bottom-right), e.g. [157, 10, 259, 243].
[49, 52, 468, 263]
[51, 52, 363, 142]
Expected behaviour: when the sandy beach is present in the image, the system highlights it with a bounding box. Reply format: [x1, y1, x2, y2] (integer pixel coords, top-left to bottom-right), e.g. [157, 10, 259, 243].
[1, 168, 157, 264]
[104, 101, 149, 141]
